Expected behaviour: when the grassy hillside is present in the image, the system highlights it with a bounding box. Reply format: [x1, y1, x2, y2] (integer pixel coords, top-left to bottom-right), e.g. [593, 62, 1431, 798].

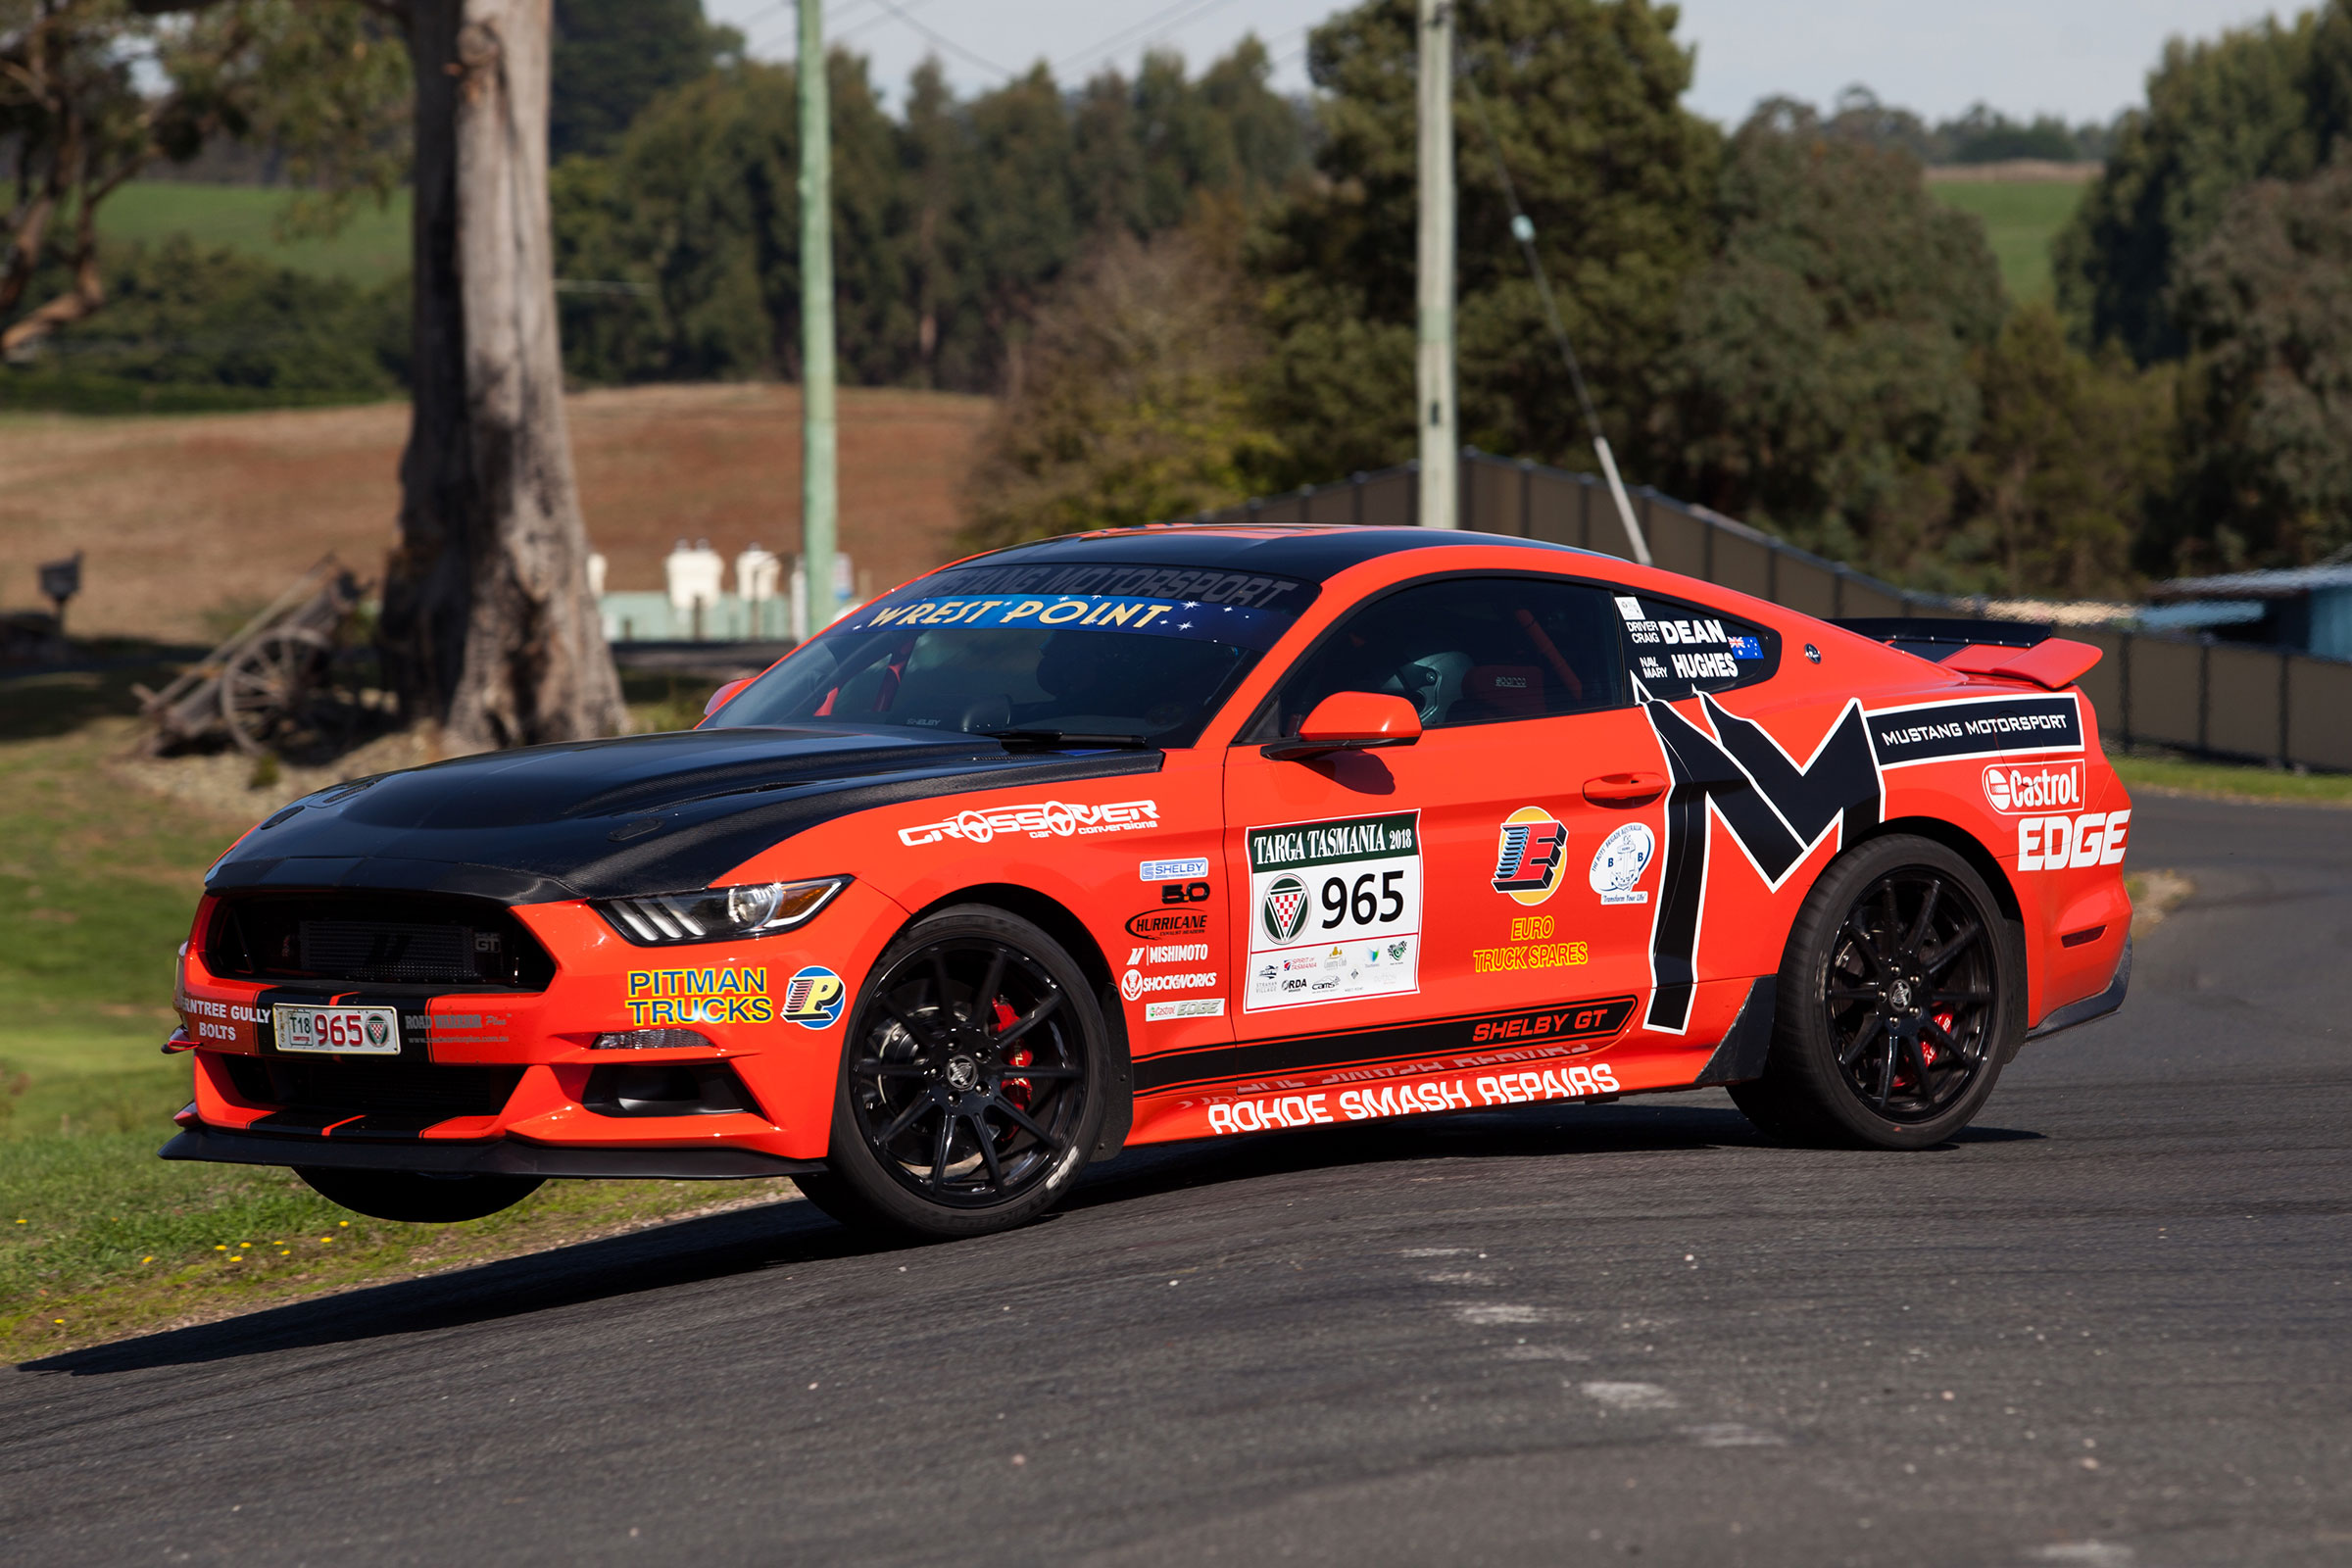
[95, 182, 411, 286]
[1930, 179, 2089, 305]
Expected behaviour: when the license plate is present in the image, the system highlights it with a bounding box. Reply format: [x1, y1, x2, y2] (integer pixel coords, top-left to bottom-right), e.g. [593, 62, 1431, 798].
[272, 1004, 402, 1055]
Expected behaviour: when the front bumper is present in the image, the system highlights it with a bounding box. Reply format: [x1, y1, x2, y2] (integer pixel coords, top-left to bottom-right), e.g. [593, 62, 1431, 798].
[161, 1120, 822, 1180]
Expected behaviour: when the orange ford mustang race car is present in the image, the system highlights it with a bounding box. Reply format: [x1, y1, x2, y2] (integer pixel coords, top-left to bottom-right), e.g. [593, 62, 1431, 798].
[163, 525, 2132, 1238]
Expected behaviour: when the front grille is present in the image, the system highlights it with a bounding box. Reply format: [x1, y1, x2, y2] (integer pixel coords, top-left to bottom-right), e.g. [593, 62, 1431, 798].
[226, 1054, 524, 1119]
[207, 893, 556, 989]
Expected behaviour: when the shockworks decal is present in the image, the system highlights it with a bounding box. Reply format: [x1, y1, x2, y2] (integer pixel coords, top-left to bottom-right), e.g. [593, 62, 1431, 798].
[1243, 810, 1420, 1012]
[1638, 687, 1884, 1033]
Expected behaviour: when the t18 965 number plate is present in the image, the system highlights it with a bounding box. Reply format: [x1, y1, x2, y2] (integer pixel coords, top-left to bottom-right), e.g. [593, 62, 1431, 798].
[271, 1004, 401, 1055]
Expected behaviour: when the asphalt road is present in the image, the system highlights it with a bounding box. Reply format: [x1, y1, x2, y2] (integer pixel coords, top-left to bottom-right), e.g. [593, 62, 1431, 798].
[4, 791, 2347, 1567]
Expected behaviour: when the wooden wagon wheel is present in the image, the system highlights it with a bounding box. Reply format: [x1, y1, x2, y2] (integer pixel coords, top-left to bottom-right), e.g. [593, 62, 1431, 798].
[219, 628, 334, 755]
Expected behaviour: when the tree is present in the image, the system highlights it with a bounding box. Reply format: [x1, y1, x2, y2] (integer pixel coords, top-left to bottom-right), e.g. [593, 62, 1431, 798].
[376, 0, 624, 748]
[2, 1, 404, 357]
[1948, 304, 2173, 598]
[2162, 152, 2352, 572]
[2053, 8, 2335, 364]
[549, 0, 734, 161]
[1251, 0, 1720, 486]
[962, 213, 1281, 547]
[1650, 99, 2003, 581]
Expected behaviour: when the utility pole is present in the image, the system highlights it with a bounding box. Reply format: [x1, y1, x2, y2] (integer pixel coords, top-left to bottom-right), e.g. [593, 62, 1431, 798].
[1416, 0, 1457, 529]
[799, 0, 839, 634]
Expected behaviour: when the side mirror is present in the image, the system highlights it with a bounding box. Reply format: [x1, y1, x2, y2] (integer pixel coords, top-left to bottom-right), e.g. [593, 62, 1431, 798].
[1263, 691, 1423, 761]
[702, 676, 754, 721]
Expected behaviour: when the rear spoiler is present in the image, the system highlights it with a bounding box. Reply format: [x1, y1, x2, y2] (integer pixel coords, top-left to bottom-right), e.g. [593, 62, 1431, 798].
[1832, 617, 2100, 692]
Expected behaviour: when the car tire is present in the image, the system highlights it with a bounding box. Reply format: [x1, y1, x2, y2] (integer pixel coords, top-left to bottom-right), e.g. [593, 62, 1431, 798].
[1730, 833, 2026, 1151]
[809, 905, 1111, 1241]
[294, 1167, 543, 1223]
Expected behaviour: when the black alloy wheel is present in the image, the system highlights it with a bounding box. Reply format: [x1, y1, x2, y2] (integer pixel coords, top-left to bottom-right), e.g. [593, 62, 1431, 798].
[1731, 834, 2024, 1150]
[798, 906, 1108, 1239]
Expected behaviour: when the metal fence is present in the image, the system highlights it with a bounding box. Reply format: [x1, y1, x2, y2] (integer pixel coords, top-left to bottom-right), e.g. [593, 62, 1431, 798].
[1190, 451, 2352, 773]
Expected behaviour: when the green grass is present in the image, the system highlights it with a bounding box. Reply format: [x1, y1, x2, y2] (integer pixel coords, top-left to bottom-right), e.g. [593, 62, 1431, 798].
[95, 182, 411, 286]
[2112, 752, 2352, 806]
[1932, 180, 2088, 305]
[0, 665, 792, 1363]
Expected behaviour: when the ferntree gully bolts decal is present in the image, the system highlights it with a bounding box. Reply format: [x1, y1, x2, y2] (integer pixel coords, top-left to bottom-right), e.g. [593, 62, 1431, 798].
[1245, 810, 1421, 1012]
[1492, 807, 1568, 904]
[900, 798, 1157, 847]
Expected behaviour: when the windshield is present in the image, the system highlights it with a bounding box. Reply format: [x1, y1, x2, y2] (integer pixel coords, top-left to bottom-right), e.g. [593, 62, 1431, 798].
[710, 562, 1319, 747]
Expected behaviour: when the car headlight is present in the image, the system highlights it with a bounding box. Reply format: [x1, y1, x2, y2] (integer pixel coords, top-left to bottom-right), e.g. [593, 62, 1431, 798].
[595, 876, 850, 945]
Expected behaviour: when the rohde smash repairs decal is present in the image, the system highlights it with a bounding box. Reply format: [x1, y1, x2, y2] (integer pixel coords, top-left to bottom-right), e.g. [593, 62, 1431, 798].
[899, 798, 1157, 847]
[1244, 810, 1421, 1012]
[1639, 687, 1884, 1033]
[626, 966, 773, 1025]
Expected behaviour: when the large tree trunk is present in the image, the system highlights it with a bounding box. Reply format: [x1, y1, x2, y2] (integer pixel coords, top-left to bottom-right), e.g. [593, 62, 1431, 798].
[379, 0, 625, 751]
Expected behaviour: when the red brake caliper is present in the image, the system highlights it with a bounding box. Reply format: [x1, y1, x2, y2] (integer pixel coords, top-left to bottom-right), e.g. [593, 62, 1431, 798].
[1923, 1011, 1954, 1068]
[994, 1000, 1031, 1108]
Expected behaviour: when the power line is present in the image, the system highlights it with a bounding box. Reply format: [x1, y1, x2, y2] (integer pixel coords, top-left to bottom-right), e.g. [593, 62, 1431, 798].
[1458, 60, 1650, 564]
[1055, 0, 1236, 74]
[859, 0, 1015, 79]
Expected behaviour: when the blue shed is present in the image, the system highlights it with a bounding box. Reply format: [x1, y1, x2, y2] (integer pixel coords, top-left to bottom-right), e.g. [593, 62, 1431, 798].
[2142, 564, 2352, 662]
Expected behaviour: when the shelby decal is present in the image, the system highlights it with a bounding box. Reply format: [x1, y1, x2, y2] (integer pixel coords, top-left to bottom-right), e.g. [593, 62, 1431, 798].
[627, 966, 772, 1025]
[1984, 760, 2084, 813]
[1492, 807, 1569, 905]
[1640, 689, 1884, 1032]
[1146, 997, 1226, 1022]
[1868, 694, 2083, 768]
[1590, 822, 1655, 906]
[1126, 908, 1210, 940]
[2018, 809, 2130, 871]
[1244, 811, 1421, 1012]
[1141, 857, 1209, 881]
[1467, 996, 1637, 1047]
[1122, 968, 1217, 1001]
[780, 965, 846, 1028]
[900, 798, 1157, 847]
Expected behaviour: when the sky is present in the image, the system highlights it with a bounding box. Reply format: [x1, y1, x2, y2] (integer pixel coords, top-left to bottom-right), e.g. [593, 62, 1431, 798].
[707, 0, 2292, 125]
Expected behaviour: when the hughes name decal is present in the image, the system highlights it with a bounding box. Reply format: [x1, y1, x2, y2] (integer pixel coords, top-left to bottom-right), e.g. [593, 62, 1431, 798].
[1244, 810, 1420, 1012]
[900, 798, 1157, 847]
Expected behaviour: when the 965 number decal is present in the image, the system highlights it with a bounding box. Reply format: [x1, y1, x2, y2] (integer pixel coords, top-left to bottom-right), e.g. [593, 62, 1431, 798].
[1244, 810, 1420, 1012]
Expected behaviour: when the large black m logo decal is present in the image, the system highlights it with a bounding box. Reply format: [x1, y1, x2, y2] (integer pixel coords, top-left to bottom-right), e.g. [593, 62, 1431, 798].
[1639, 691, 1883, 1033]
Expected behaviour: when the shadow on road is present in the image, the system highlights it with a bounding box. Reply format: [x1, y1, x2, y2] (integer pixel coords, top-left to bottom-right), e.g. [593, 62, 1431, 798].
[22, 1100, 2039, 1379]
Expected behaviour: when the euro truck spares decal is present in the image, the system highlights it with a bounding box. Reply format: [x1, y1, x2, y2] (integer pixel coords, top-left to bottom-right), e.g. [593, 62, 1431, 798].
[1244, 810, 1420, 1012]
[1867, 693, 2084, 767]
[626, 965, 773, 1025]
[899, 798, 1157, 847]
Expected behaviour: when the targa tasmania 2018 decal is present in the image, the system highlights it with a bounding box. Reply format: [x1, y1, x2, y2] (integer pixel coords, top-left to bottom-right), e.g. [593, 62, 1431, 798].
[1244, 811, 1421, 1012]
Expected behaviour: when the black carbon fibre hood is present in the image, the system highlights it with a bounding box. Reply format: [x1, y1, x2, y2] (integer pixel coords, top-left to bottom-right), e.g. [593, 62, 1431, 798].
[205, 726, 1162, 904]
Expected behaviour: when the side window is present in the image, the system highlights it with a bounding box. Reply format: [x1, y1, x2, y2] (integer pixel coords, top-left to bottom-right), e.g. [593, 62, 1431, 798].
[1252, 575, 1632, 739]
[1609, 590, 1780, 702]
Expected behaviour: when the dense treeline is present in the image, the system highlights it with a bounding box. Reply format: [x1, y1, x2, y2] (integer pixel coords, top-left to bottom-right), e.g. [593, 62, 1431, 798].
[550, 42, 1305, 394]
[11, 0, 2349, 592]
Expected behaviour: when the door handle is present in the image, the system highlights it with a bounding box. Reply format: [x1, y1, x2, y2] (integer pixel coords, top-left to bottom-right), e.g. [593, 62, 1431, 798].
[1583, 771, 1666, 808]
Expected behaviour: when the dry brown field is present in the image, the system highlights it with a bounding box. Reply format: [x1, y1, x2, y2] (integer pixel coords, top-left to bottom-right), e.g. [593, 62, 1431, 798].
[0, 382, 993, 644]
